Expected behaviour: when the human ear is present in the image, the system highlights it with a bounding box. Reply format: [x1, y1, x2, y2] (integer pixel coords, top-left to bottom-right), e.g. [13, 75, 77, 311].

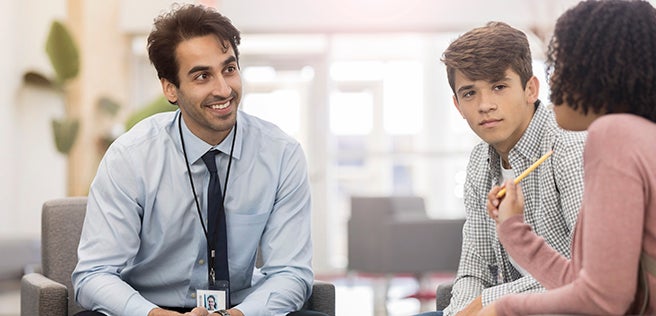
[525, 76, 540, 103]
[161, 78, 178, 105]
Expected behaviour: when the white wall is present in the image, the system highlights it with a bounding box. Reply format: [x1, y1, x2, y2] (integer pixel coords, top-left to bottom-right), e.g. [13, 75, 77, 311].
[1, 0, 68, 239]
[119, 0, 582, 35]
[0, 1, 19, 237]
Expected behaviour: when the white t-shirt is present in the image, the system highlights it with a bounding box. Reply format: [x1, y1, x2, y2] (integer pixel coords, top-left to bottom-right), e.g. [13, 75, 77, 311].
[500, 161, 531, 277]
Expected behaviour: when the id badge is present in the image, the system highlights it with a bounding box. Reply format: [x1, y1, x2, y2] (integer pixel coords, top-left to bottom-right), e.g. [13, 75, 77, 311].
[196, 285, 228, 312]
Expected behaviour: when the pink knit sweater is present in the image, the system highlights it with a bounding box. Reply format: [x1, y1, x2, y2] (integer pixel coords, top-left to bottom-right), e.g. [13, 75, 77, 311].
[495, 114, 656, 315]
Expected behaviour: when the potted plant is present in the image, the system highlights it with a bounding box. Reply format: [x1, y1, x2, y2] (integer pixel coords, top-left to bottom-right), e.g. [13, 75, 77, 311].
[23, 20, 80, 155]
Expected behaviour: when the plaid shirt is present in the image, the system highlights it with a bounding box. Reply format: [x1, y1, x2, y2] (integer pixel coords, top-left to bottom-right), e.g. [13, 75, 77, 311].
[443, 102, 587, 315]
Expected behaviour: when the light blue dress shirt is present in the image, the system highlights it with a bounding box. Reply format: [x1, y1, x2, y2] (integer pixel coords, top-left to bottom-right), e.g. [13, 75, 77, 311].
[72, 110, 314, 316]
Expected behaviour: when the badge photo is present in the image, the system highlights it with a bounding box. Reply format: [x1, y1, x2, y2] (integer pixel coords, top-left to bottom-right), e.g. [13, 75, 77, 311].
[196, 289, 227, 311]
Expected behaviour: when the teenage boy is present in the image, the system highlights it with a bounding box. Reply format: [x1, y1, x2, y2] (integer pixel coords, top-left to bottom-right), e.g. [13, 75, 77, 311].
[440, 22, 585, 316]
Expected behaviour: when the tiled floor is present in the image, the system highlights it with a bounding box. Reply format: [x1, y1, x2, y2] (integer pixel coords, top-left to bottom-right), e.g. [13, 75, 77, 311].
[0, 273, 452, 316]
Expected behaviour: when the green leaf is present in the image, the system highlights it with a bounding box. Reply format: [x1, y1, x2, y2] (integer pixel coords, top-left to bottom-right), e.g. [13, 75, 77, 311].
[97, 96, 121, 117]
[52, 118, 80, 154]
[125, 96, 177, 130]
[23, 71, 56, 89]
[45, 20, 80, 84]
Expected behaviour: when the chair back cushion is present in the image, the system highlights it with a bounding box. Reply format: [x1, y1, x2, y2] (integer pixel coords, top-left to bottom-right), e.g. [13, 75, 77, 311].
[41, 197, 87, 315]
[348, 196, 465, 274]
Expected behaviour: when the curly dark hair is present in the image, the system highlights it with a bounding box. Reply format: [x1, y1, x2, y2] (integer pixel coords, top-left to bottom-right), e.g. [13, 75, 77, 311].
[547, 0, 656, 122]
[442, 21, 533, 96]
[147, 4, 241, 88]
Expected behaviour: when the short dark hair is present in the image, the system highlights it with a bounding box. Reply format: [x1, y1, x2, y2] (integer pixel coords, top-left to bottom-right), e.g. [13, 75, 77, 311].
[147, 4, 241, 87]
[441, 21, 533, 95]
[548, 0, 656, 122]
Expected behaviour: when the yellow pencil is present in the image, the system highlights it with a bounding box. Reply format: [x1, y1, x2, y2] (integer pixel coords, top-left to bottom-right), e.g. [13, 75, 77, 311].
[496, 150, 554, 198]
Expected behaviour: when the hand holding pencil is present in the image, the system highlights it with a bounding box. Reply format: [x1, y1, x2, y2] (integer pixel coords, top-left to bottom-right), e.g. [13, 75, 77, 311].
[496, 150, 554, 198]
[487, 150, 553, 224]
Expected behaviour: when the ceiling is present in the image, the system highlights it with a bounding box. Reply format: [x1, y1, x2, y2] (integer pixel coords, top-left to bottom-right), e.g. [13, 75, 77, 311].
[120, 0, 583, 36]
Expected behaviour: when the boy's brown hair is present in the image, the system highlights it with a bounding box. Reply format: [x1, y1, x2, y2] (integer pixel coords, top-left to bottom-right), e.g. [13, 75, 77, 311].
[442, 21, 533, 96]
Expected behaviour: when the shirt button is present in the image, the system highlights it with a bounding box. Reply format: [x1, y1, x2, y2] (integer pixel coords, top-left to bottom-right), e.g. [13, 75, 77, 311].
[191, 293, 196, 298]
[198, 259, 205, 265]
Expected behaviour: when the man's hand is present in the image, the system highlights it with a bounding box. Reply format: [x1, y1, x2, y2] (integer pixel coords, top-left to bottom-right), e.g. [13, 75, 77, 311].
[148, 308, 184, 316]
[148, 306, 244, 316]
[226, 308, 244, 316]
[148, 307, 212, 316]
[455, 295, 483, 316]
[476, 302, 497, 316]
[486, 180, 525, 224]
[184, 307, 211, 316]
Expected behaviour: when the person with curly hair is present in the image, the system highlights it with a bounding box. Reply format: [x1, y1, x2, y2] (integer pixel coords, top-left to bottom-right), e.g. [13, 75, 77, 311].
[483, 0, 656, 315]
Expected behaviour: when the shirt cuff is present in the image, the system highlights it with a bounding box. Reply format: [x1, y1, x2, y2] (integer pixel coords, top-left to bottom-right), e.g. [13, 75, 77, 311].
[233, 302, 265, 316]
[123, 292, 158, 316]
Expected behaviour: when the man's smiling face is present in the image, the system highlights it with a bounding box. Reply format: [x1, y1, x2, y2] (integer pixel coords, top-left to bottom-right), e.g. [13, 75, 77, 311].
[162, 34, 242, 146]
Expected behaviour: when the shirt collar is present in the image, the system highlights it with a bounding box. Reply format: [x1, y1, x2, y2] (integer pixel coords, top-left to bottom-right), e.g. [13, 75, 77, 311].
[177, 111, 244, 164]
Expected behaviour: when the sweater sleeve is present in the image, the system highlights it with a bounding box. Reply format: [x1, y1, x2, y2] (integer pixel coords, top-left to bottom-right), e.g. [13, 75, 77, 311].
[496, 215, 576, 290]
[495, 117, 646, 315]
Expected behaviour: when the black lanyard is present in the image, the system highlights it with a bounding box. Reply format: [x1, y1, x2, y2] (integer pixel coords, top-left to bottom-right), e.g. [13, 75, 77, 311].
[178, 112, 236, 286]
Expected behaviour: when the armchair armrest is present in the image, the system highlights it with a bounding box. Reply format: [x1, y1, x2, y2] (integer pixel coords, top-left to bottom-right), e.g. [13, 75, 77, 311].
[435, 282, 453, 311]
[435, 280, 454, 311]
[305, 280, 335, 316]
[21, 273, 68, 316]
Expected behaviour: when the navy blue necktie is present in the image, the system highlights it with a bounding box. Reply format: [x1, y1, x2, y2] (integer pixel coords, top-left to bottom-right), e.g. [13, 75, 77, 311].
[201, 150, 230, 285]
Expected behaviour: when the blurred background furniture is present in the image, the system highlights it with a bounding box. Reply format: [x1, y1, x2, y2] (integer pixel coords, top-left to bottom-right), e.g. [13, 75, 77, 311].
[0, 238, 40, 283]
[0, 237, 40, 316]
[347, 195, 464, 311]
[348, 196, 464, 274]
[21, 197, 336, 316]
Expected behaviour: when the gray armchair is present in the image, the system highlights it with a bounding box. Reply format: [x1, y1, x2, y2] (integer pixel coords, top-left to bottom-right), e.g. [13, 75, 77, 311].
[21, 197, 335, 316]
[347, 196, 464, 275]
[435, 281, 454, 310]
